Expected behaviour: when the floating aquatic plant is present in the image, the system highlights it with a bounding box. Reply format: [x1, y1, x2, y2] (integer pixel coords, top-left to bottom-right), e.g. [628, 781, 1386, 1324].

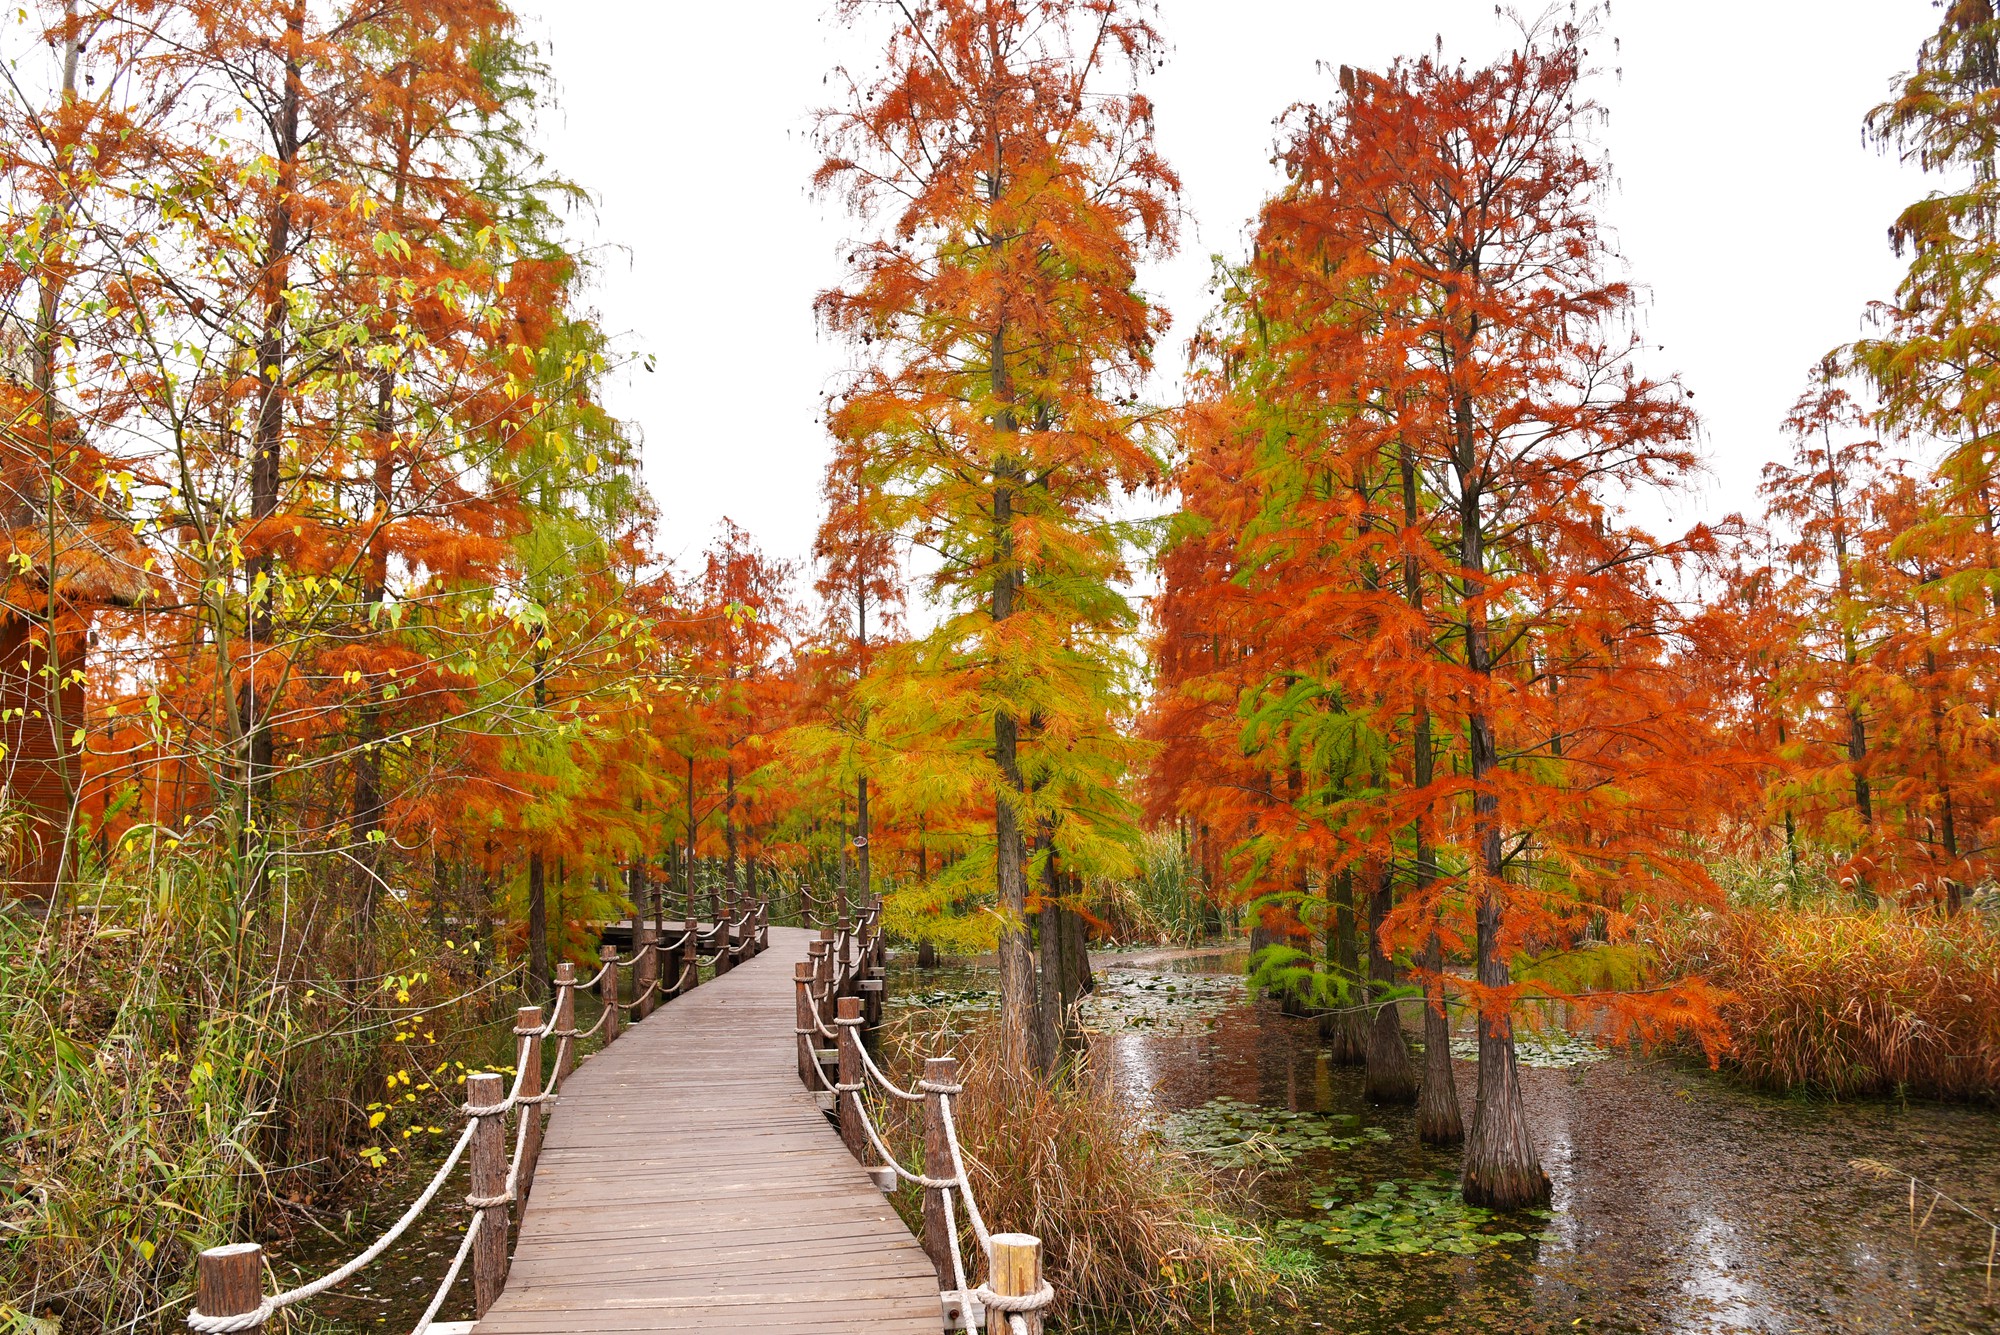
[1281, 1178, 1554, 1256]
[1164, 1096, 1394, 1167]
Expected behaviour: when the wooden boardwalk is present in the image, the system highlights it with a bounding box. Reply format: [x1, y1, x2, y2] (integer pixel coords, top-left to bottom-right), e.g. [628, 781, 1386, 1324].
[472, 925, 944, 1334]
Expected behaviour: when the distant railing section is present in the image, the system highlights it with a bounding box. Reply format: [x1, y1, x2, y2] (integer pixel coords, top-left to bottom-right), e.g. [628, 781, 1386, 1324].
[184, 900, 770, 1334]
[795, 899, 1054, 1334]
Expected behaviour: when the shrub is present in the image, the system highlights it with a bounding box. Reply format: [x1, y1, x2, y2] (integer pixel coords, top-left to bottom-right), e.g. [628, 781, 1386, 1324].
[1663, 906, 2000, 1101]
[875, 1015, 1271, 1327]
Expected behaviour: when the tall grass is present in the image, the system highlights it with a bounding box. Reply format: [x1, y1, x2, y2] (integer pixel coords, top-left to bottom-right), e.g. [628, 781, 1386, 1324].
[875, 1014, 1270, 1328]
[1664, 906, 2000, 1101]
[1090, 830, 1218, 946]
[0, 847, 511, 1331]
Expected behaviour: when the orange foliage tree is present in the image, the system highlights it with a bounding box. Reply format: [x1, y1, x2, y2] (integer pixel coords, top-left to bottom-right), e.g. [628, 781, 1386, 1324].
[1149, 24, 1738, 1207]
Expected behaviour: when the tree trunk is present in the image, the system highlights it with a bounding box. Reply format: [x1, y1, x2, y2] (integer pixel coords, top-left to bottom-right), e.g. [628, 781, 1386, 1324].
[1322, 868, 1367, 1061]
[527, 851, 549, 1003]
[1416, 935, 1464, 1144]
[725, 761, 739, 918]
[241, 0, 308, 848]
[1363, 862, 1416, 1103]
[1457, 391, 1548, 1208]
[856, 773, 871, 901]
[1402, 438, 1461, 1142]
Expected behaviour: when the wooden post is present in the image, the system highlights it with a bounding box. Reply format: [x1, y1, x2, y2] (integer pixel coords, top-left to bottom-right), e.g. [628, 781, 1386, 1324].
[920, 1056, 959, 1287]
[195, 1242, 264, 1328]
[836, 995, 866, 1160]
[466, 1071, 510, 1316]
[715, 906, 733, 976]
[810, 938, 832, 1027]
[598, 945, 621, 1044]
[794, 961, 816, 1086]
[552, 963, 578, 1092]
[989, 1233, 1046, 1335]
[836, 917, 853, 993]
[514, 1006, 545, 1213]
[680, 917, 699, 996]
[634, 921, 657, 1020]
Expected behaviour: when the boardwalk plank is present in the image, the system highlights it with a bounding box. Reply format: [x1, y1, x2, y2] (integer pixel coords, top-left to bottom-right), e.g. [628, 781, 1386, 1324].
[471, 927, 941, 1335]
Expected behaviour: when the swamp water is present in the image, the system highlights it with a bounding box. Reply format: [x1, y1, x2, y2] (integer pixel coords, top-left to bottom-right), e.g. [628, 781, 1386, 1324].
[900, 949, 2000, 1335]
[282, 949, 2000, 1334]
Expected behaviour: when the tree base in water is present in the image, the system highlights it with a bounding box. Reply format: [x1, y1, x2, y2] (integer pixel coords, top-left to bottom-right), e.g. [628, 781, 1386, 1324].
[1363, 1004, 1417, 1103]
[1461, 1161, 1552, 1210]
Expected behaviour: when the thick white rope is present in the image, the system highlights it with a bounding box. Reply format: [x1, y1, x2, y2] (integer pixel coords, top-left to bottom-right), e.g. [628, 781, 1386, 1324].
[943, 1184, 973, 1316]
[976, 1283, 1055, 1315]
[407, 1208, 481, 1335]
[859, 1049, 920, 1100]
[938, 1093, 992, 1256]
[845, 1088, 955, 1188]
[187, 1121, 477, 1331]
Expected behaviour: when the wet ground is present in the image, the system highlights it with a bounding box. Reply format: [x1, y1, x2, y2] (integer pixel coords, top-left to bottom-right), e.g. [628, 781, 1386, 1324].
[898, 948, 2000, 1335]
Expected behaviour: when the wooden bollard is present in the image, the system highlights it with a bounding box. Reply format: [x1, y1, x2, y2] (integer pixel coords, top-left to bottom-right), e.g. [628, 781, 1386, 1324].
[811, 937, 833, 1027]
[679, 918, 699, 996]
[598, 946, 621, 1044]
[514, 1006, 545, 1213]
[552, 963, 578, 1092]
[920, 1056, 960, 1287]
[794, 962, 817, 1086]
[989, 1233, 1046, 1335]
[836, 995, 866, 1160]
[714, 906, 733, 976]
[836, 917, 853, 989]
[195, 1241, 264, 1329]
[466, 1071, 510, 1316]
[634, 922, 657, 1020]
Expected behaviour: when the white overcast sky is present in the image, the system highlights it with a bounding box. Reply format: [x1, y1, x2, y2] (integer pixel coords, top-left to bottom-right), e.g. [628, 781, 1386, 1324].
[516, 1, 1941, 578]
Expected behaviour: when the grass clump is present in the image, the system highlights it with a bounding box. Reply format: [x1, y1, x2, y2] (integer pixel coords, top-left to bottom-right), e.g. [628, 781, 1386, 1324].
[875, 1016, 1273, 1328]
[1664, 906, 2000, 1101]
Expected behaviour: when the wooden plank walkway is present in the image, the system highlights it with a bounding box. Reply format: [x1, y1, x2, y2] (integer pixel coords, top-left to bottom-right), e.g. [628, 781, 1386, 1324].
[472, 926, 944, 1334]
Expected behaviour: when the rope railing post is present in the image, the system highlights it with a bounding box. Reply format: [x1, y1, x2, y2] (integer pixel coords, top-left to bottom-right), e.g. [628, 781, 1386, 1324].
[989, 1234, 1046, 1335]
[813, 933, 834, 1027]
[635, 921, 657, 1020]
[795, 961, 816, 1086]
[758, 901, 770, 952]
[836, 995, 866, 1160]
[715, 908, 734, 976]
[679, 916, 699, 997]
[553, 963, 579, 1092]
[836, 917, 853, 992]
[514, 1005, 546, 1213]
[598, 945, 621, 1044]
[920, 1056, 959, 1288]
[466, 1072, 510, 1316]
[193, 1243, 265, 1331]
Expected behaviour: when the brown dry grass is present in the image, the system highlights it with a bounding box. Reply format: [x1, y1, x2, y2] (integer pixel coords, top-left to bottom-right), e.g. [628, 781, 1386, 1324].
[873, 1015, 1271, 1328]
[1664, 907, 2000, 1101]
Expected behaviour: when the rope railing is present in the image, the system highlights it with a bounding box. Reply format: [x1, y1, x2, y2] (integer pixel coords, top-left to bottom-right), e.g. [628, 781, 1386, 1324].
[185, 900, 773, 1333]
[795, 896, 1053, 1334]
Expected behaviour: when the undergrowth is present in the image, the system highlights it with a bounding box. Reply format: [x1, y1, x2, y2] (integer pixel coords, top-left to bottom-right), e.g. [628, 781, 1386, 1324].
[873, 1011, 1274, 1329]
[0, 848, 510, 1332]
[1664, 905, 2000, 1102]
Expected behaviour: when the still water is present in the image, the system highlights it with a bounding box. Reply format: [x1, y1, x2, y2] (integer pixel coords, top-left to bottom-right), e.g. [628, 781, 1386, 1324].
[903, 948, 2000, 1335]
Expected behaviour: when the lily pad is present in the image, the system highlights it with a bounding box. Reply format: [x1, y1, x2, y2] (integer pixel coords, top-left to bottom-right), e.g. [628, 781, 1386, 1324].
[1280, 1178, 1542, 1256]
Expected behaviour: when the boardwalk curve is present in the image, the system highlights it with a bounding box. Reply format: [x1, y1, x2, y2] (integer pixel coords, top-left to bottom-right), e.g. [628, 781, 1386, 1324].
[472, 925, 942, 1333]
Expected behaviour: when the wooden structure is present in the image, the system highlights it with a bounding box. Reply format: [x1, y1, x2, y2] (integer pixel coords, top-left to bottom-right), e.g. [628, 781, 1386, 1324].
[184, 895, 1051, 1335]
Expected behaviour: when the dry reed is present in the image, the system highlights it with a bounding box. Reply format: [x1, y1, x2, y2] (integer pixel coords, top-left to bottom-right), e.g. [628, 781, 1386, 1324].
[874, 1014, 1271, 1328]
[1664, 906, 2000, 1101]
